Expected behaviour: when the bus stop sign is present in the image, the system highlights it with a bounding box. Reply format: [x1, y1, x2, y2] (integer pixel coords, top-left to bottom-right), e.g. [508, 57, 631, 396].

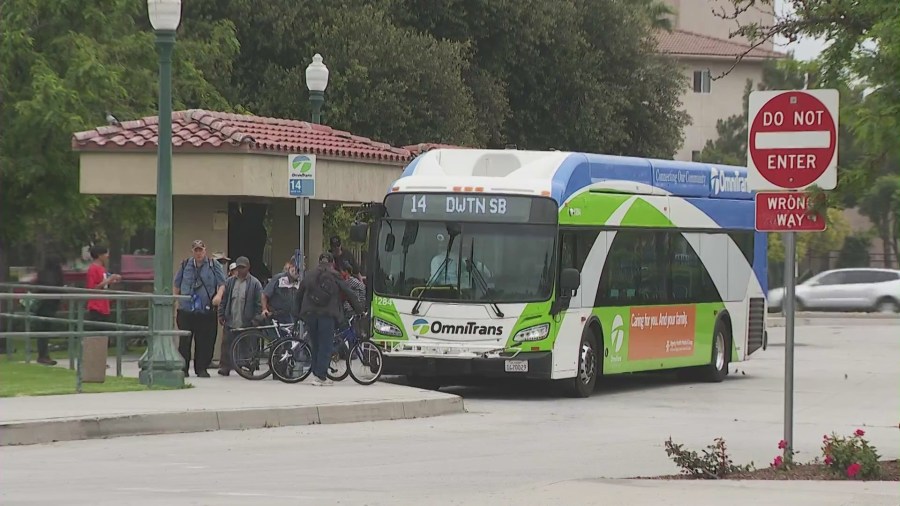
[747, 89, 838, 191]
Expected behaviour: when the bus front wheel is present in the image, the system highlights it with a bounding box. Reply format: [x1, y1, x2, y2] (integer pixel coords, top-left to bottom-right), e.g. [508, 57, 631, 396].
[563, 329, 599, 398]
[700, 320, 730, 382]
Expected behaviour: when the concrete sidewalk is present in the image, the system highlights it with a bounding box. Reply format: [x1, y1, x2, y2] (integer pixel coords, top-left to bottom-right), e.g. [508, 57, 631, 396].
[0, 357, 464, 446]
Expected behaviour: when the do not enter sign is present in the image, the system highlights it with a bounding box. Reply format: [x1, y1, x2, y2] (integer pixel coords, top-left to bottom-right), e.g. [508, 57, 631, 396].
[747, 89, 839, 191]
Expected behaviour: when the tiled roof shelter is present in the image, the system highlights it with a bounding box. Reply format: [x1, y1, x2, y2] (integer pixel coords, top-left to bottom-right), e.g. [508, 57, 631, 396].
[656, 29, 784, 59]
[73, 109, 413, 163]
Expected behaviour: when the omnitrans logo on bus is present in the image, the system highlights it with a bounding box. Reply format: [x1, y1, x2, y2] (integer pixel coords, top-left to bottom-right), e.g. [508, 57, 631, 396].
[710, 167, 749, 195]
[412, 318, 503, 336]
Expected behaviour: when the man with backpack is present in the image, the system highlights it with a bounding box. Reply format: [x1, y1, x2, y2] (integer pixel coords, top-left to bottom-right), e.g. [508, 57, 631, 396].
[297, 252, 366, 386]
[173, 239, 226, 377]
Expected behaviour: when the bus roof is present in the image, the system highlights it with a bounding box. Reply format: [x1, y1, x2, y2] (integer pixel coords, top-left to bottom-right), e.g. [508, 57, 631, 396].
[396, 149, 752, 203]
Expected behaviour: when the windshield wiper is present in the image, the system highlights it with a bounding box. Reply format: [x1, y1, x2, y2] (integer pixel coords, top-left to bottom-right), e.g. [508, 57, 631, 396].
[411, 225, 459, 315]
[465, 239, 504, 318]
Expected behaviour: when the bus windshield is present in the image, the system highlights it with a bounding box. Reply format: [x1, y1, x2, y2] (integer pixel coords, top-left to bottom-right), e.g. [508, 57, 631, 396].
[374, 220, 556, 303]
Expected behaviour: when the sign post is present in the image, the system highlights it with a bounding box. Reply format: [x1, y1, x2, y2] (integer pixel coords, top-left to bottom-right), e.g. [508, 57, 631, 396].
[288, 154, 317, 262]
[747, 88, 838, 462]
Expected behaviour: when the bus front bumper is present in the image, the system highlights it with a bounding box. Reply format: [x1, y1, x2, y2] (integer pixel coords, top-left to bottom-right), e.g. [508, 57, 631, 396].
[383, 352, 553, 380]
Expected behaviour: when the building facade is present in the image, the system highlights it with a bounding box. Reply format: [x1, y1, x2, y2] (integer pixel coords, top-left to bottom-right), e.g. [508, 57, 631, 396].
[659, 0, 783, 161]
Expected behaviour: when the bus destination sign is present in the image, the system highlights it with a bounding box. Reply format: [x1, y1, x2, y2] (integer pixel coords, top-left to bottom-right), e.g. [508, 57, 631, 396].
[388, 193, 555, 223]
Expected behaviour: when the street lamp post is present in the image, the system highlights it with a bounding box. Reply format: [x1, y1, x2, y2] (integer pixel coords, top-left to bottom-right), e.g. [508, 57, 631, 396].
[139, 0, 184, 387]
[296, 54, 329, 261]
[306, 53, 329, 124]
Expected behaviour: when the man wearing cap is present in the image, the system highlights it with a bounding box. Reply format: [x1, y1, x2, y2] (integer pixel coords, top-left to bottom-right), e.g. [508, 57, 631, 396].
[217, 256, 263, 376]
[329, 236, 359, 275]
[297, 252, 365, 386]
[174, 240, 227, 377]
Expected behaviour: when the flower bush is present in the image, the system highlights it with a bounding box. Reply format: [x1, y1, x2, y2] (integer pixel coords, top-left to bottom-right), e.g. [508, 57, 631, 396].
[770, 439, 798, 470]
[664, 437, 754, 479]
[822, 429, 881, 480]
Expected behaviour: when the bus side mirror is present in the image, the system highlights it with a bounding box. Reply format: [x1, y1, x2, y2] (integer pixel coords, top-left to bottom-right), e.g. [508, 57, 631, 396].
[349, 223, 368, 243]
[560, 268, 580, 295]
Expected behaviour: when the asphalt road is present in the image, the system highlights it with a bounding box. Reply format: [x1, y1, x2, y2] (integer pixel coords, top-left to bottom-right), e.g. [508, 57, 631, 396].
[2, 324, 898, 505]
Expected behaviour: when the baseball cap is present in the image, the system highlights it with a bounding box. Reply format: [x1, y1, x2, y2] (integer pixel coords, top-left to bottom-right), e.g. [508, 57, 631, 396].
[235, 256, 250, 268]
[212, 252, 229, 262]
[191, 239, 205, 249]
[228, 262, 237, 272]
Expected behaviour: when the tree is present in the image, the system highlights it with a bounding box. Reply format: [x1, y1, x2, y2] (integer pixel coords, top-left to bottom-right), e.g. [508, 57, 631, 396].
[188, 0, 482, 147]
[716, 1, 900, 262]
[387, 0, 690, 156]
[0, 0, 239, 277]
[858, 175, 900, 267]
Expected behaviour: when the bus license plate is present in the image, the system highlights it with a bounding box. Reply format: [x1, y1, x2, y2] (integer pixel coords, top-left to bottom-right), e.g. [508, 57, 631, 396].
[504, 360, 528, 373]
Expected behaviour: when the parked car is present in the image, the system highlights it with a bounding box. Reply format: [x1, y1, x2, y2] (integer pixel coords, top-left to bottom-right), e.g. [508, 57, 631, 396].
[768, 268, 900, 313]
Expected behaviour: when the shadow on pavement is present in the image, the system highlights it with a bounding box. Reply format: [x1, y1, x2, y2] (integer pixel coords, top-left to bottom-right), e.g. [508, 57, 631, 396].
[381, 369, 754, 400]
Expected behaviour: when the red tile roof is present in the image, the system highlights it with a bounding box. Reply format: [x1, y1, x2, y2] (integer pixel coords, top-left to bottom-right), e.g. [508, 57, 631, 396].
[72, 109, 412, 163]
[402, 143, 467, 157]
[656, 29, 784, 59]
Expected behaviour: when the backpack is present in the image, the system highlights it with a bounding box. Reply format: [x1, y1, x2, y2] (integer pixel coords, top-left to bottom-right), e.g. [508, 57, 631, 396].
[307, 268, 337, 307]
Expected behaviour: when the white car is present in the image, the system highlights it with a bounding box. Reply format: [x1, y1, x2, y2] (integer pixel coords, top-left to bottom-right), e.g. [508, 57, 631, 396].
[768, 268, 900, 313]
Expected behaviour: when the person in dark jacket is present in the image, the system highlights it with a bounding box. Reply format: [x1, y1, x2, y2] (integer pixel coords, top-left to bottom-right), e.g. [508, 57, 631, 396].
[34, 256, 64, 365]
[216, 256, 263, 376]
[297, 252, 365, 386]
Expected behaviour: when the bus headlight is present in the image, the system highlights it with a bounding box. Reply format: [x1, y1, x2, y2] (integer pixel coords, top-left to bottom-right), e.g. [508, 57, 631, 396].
[374, 317, 403, 337]
[513, 323, 550, 343]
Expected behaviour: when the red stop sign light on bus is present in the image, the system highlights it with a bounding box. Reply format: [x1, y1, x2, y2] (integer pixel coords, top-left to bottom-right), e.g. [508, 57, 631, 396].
[747, 89, 838, 191]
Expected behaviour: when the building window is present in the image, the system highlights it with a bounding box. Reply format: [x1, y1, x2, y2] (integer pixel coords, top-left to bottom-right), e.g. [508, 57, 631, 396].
[691, 150, 702, 162]
[693, 70, 711, 94]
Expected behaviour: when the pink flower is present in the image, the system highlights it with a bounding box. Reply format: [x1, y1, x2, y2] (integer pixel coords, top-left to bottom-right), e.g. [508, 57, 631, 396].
[771, 455, 784, 468]
[778, 439, 788, 450]
[847, 462, 861, 478]
[824, 455, 834, 465]
[854, 429, 865, 437]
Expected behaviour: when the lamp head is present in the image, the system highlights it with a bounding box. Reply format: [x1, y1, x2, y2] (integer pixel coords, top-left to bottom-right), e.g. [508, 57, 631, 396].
[305, 53, 329, 93]
[147, 0, 182, 31]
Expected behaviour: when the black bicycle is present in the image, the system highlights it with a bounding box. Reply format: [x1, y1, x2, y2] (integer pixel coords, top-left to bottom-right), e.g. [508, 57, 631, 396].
[229, 316, 299, 380]
[270, 314, 383, 385]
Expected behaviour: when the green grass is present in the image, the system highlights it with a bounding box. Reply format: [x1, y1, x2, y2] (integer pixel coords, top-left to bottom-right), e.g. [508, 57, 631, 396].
[0, 360, 181, 397]
[2, 339, 147, 363]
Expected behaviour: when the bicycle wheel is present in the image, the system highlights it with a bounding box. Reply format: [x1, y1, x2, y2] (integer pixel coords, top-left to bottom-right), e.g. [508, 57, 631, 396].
[270, 338, 313, 384]
[230, 330, 273, 380]
[347, 341, 383, 386]
[326, 338, 350, 381]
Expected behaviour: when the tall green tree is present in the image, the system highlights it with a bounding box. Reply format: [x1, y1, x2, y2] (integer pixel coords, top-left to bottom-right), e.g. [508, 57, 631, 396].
[0, 0, 239, 276]
[187, 0, 482, 147]
[387, 0, 690, 156]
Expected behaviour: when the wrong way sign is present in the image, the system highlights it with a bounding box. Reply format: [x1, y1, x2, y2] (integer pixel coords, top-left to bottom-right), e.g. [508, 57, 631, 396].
[747, 89, 839, 191]
[754, 192, 826, 232]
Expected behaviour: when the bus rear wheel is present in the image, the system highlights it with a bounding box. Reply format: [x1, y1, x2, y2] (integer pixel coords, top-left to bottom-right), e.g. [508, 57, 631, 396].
[700, 320, 730, 383]
[563, 329, 599, 398]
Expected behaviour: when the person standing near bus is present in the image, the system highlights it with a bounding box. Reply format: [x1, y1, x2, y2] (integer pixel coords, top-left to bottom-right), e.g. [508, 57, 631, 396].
[174, 239, 226, 378]
[297, 252, 365, 386]
[261, 257, 300, 324]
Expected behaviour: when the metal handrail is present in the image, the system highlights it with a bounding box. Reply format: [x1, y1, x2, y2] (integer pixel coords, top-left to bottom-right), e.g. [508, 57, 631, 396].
[0, 282, 163, 296]
[0, 292, 189, 301]
[0, 282, 191, 393]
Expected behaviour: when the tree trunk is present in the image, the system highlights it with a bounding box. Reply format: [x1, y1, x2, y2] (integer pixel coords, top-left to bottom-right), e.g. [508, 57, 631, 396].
[108, 227, 124, 275]
[880, 224, 892, 268]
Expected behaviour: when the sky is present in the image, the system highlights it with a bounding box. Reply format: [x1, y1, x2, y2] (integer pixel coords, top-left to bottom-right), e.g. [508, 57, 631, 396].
[773, 0, 827, 61]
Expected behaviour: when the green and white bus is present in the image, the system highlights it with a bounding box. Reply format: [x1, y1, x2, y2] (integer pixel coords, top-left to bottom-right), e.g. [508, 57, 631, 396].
[350, 149, 768, 397]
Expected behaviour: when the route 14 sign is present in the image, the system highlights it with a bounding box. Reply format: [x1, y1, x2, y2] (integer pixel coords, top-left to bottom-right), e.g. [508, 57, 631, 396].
[747, 89, 839, 191]
[287, 154, 316, 197]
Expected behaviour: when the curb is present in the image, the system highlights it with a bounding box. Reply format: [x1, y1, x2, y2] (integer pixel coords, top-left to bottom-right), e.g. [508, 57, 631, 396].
[0, 396, 465, 447]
